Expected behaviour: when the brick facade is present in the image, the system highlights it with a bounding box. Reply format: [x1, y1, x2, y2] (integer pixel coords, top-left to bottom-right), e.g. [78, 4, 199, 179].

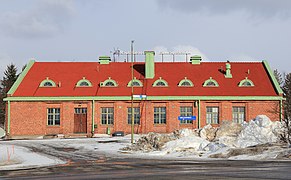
[7, 100, 281, 137]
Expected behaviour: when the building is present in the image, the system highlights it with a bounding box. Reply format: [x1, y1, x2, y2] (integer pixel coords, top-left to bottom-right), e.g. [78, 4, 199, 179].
[4, 51, 284, 138]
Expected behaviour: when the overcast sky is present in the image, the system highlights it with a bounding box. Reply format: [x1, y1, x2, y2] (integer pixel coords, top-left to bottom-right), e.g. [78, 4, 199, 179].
[0, 0, 291, 76]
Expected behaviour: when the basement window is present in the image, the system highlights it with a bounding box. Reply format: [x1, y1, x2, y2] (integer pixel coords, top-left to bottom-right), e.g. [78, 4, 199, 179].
[239, 78, 254, 87]
[100, 77, 118, 87]
[153, 77, 168, 87]
[127, 77, 143, 87]
[178, 77, 194, 87]
[76, 77, 92, 87]
[203, 77, 219, 87]
[40, 77, 56, 87]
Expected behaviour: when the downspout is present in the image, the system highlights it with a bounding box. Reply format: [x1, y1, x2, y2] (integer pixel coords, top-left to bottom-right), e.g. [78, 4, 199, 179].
[198, 100, 201, 129]
[92, 100, 95, 136]
[7, 100, 11, 136]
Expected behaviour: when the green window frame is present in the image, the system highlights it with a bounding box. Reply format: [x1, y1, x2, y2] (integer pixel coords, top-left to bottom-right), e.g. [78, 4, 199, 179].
[206, 106, 219, 124]
[47, 108, 60, 126]
[180, 106, 193, 124]
[238, 78, 254, 87]
[127, 107, 140, 124]
[154, 107, 166, 124]
[101, 107, 114, 125]
[40, 78, 57, 87]
[100, 77, 118, 87]
[153, 77, 168, 87]
[76, 77, 92, 87]
[203, 77, 219, 87]
[178, 78, 194, 87]
[127, 77, 143, 87]
[232, 107, 245, 123]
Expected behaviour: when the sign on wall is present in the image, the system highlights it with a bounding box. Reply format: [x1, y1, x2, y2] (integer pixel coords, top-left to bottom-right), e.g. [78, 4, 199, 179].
[178, 116, 196, 121]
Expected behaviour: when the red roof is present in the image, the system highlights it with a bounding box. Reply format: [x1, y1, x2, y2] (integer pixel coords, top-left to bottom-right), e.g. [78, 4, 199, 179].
[12, 61, 278, 97]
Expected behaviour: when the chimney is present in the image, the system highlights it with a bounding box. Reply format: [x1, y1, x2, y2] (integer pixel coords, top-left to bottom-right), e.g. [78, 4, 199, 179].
[190, 55, 202, 64]
[145, 51, 155, 79]
[225, 62, 232, 78]
[99, 56, 111, 64]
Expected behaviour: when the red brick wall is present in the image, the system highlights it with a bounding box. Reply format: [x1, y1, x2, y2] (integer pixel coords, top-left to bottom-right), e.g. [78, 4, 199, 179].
[8, 100, 281, 136]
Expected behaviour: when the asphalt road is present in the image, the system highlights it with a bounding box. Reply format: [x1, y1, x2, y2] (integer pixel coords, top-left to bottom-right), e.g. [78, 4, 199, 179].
[0, 139, 291, 179]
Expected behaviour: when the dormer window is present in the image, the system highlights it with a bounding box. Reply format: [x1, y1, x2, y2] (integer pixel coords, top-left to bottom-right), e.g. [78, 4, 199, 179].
[127, 77, 143, 87]
[178, 77, 194, 87]
[153, 77, 168, 87]
[100, 77, 118, 87]
[203, 77, 219, 87]
[76, 77, 92, 87]
[239, 77, 254, 87]
[39, 77, 56, 87]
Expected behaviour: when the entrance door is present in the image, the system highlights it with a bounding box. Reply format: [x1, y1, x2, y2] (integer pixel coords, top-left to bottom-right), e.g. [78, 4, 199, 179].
[74, 108, 87, 133]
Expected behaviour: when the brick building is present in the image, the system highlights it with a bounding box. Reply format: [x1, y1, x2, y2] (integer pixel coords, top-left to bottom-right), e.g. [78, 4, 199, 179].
[4, 51, 284, 138]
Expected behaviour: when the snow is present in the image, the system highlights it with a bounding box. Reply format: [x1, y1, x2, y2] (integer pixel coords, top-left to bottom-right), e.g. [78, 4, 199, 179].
[0, 144, 65, 170]
[0, 115, 290, 171]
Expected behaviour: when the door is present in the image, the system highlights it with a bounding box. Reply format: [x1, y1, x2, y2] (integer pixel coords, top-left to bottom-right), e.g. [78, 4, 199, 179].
[74, 108, 87, 133]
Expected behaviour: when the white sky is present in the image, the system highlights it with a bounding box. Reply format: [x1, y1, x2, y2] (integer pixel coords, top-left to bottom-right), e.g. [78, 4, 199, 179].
[0, 0, 291, 75]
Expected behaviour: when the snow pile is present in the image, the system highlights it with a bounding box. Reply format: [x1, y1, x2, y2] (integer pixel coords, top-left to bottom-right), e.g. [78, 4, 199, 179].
[235, 115, 281, 148]
[123, 115, 288, 160]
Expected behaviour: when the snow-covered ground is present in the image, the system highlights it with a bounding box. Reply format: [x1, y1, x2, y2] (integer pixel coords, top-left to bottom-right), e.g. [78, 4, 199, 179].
[0, 115, 290, 171]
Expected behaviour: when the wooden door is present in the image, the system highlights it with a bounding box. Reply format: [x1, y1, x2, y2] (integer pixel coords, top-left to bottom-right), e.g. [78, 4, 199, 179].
[74, 108, 87, 133]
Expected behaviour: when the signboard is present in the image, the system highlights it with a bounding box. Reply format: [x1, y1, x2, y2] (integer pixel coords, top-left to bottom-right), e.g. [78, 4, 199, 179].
[178, 116, 196, 121]
[133, 95, 147, 98]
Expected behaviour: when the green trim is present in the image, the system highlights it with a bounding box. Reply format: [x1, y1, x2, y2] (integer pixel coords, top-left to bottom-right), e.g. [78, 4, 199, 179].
[198, 100, 200, 129]
[238, 77, 254, 87]
[127, 77, 143, 87]
[4, 95, 285, 102]
[7, 101, 10, 135]
[153, 77, 168, 87]
[8, 60, 35, 95]
[39, 78, 57, 87]
[76, 77, 92, 87]
[262, 60, 283, 94]
[100, 77, 118, 87]
[203, 77, 219, 87]
[92, 100, 95, 135]
[178, 77, 194, 87]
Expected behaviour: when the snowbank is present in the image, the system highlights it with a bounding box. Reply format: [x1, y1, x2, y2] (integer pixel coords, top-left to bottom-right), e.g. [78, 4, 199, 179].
[124, 115, 290, 160]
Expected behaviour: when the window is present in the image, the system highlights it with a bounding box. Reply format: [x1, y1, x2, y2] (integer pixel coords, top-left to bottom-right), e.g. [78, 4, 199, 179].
[203, 77, 219, 87]
[178, 78, 194, 87]
[76, 77, 92, 87]
[100, 77, 118, 87]
[153, 77, 168, 87]
[44, 81, 53, 87]
[127, 107, 140, 124]
[75, 108, 87, 114]
[238, 78, 254, 87]
[154, 107, 166, 124]
[232, 107, 245, 123]
[127, 78, 143, 87]
[40, 78, 56, 87]
[180, 106, 193, 124]
[101, 107, 114, 125]
[206, 107, 219, 124]
[47, 108, 60, 126]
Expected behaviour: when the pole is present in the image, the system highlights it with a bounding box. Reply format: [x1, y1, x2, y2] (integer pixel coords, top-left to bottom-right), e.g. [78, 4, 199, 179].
[131, 40, 134, 144]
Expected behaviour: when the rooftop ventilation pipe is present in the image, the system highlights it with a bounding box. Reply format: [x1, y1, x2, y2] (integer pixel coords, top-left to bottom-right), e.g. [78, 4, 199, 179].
[145, 51, 155, 79]
[190, 55, 202, 64]
[225, 62, 232, 78]
[99, 56, 111, 64]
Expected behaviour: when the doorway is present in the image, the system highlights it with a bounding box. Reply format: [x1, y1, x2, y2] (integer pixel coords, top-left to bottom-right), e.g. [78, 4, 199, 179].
[74, 108, 87, 133]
